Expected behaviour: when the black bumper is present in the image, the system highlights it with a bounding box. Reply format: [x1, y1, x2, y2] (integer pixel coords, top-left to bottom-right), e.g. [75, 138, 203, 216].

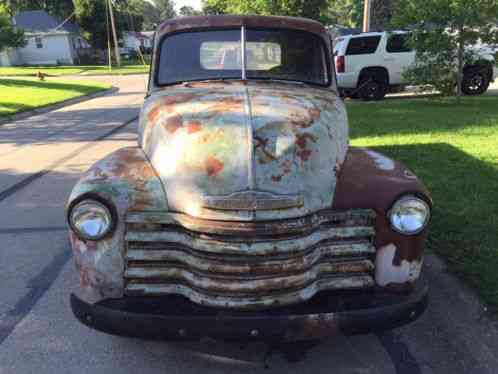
[71, 284, 428, 342]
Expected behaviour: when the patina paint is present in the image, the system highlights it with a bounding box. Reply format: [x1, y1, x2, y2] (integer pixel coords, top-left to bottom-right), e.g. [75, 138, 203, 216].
[67, 147, 167, 303]
[139, 81, 348, 221]
[66, 14, 431, 314]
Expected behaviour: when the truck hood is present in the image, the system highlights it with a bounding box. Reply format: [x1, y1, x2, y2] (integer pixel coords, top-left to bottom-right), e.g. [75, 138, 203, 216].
[139, 81, 348, 221]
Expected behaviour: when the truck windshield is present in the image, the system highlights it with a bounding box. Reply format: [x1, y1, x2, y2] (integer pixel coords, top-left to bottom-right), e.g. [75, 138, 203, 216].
[156, 28, 329, 86]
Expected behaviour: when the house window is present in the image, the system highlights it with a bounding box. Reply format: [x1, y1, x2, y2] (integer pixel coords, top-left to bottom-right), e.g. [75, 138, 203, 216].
[35, 37, 43, 49]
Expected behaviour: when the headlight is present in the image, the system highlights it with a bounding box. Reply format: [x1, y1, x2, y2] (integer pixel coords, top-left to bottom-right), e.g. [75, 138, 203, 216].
[69, 200, 113, 240]
[389, 196, 430, 235]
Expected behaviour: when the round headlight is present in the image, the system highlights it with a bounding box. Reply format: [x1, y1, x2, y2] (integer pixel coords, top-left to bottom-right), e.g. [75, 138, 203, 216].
[69, 200, 113, 240]
[389, 196, 430, 235]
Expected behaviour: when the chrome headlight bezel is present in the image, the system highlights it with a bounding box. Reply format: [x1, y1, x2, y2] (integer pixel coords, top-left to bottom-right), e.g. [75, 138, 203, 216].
[69, 198, 115, 241]
[388, 195, 431, 235]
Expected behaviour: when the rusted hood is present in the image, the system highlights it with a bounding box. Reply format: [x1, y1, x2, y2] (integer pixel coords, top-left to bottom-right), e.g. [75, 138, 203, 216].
[139, 81, 348, 221]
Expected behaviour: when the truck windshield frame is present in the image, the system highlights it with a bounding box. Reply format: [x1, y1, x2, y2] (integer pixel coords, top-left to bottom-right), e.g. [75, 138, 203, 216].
[155, 27, 331, 87]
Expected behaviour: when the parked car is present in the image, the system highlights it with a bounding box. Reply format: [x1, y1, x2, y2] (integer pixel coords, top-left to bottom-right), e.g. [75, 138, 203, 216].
[66, 15, 431, 342]
[334, 31, 496, 100]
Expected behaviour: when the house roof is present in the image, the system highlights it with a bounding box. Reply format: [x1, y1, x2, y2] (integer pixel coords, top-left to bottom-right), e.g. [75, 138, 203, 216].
[13, 10, 80, 34]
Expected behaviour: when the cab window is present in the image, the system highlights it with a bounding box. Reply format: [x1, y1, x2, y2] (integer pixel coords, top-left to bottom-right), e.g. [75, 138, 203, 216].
[386, 34, 413, 53]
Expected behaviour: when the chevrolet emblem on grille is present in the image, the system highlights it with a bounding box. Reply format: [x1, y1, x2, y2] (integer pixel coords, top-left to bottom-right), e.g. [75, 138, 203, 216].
[202, 190, 304, 211]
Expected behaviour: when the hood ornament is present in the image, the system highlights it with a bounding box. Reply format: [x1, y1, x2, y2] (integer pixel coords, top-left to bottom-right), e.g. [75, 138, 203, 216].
[202, 190, 304, 211]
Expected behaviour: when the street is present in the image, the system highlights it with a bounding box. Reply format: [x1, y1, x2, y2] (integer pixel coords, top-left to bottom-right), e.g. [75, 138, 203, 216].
[1, 75, 498, 374]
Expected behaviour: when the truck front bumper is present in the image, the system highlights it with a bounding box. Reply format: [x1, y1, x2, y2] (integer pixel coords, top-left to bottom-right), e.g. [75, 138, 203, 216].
[71, 283, 428, 342]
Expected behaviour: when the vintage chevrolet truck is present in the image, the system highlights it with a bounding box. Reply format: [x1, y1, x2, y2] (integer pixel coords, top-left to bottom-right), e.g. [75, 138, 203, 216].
[67, 15, 431, 341]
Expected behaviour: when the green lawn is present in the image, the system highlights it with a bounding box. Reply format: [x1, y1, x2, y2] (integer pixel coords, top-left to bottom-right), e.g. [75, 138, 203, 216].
[347, 96, 498, 312]
[0, 78, 111, 117]
[0, 63, 149, 77]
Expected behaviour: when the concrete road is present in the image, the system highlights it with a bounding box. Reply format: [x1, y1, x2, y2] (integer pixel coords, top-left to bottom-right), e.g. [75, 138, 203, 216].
[1, 75, 498, 374]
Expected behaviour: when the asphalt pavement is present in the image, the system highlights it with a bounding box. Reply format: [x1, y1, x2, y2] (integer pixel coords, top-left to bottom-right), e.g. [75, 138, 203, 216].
[1, 75, 498, 374]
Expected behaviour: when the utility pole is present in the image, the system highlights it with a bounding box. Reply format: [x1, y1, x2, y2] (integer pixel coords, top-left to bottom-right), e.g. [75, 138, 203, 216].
[363, 0, 372, 33]
[105, 0, 112, 71]
[107, 0, 121, 67]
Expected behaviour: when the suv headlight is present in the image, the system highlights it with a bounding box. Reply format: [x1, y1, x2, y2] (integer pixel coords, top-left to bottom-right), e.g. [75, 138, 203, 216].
[389, 196, 430, 235]
[69, 200, 114, 240]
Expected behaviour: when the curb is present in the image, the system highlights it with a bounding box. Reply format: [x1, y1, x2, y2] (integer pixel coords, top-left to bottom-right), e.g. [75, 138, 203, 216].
[0, 86, 118, 126]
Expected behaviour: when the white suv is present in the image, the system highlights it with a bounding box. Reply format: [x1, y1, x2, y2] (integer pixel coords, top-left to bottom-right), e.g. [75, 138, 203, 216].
[334, 31, 496, 100]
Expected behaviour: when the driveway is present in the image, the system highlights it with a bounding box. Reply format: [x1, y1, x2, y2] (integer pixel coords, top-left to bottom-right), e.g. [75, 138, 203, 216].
[1, 75, 498, 373]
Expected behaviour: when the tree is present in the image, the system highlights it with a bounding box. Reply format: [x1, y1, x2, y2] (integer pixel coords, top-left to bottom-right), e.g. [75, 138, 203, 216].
[0, 5, 26, 52]
[371, 0, 394, 30]
[74, 0, 117, 49]
[115, 0, 146, 31]
[321, 0, 362, 26]
[179, 6, 202, 16]
[202, 0, 329, 21]
[3, 0, 75, 20]
[132, 0, 162, 30]
[393, 0, 498, 101]
[153, 0, 176, 22]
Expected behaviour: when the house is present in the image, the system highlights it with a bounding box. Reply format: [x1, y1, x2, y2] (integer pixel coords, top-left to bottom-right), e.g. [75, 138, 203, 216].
[0, 10, 90, 66]
[122, 31, 154, 53]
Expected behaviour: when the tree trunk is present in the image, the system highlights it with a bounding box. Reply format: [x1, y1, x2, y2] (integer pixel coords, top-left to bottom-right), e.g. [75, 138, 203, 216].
[456, 30, 464, 104]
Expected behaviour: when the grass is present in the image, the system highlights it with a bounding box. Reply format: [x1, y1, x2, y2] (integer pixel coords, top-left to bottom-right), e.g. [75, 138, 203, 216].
[347, 95, 498, 312]
[0, 78, 111, 117]
[0, 63, 149, 77]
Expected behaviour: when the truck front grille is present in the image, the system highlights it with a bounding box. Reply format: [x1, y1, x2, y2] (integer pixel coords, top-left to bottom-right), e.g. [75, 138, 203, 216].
[124, 209, 376, 310]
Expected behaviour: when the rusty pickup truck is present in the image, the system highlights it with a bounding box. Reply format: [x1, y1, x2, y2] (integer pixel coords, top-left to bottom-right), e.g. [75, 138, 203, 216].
[67, 15, 431, 342]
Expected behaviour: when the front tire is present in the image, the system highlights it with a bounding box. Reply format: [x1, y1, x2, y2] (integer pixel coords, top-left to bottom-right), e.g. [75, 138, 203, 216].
[462, 67, 490, 95]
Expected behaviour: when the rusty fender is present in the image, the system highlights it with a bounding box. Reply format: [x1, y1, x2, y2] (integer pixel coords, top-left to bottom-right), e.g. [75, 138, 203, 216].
[333, 147, 432, 293]
[66, 147, 167, 303]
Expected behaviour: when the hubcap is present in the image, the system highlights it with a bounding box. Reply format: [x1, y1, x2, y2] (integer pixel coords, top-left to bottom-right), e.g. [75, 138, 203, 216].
[467, 74, 484, 92]
[366, 82, 379, 98]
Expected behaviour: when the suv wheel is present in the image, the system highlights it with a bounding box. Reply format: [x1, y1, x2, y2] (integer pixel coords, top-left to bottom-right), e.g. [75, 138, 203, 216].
[358, 74, 388, 101]
[462, 67, 490, 95]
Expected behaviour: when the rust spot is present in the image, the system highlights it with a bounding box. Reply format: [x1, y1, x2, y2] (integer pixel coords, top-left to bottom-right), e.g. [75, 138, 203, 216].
[289, 107, 321, 128]
[281, 159, 292, 174]
[295, 132, 317, 161]
[186, 121, 202, 134]
[254, 136, 276, 163]
[205, 97, 245, 116]
[147, 105, 161, 122]
[205, 156, 224, 177]
[163, 93, 198, 106]
[297, 149, 312, 161]
[86, 240, 98, 251]
[79, 266, 91, 288]
[295, 133, 317, 149]
[164, 114, 183, 133]
[334, 159, 342, 174]
[272, 160, 292, 182]
[198, 128, 225, 144]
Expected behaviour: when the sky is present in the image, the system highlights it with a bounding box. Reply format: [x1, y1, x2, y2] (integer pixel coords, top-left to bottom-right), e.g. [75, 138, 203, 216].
[173, 0, 202, 11]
